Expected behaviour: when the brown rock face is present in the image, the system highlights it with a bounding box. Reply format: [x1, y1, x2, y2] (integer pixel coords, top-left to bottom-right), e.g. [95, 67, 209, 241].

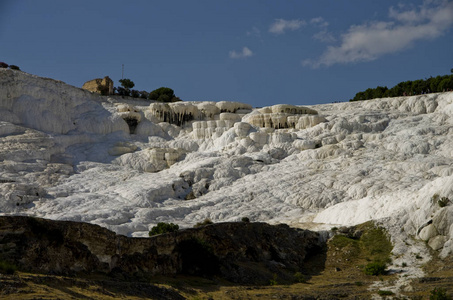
[0, 216, 322, 284]
[82, 76, 113, 95]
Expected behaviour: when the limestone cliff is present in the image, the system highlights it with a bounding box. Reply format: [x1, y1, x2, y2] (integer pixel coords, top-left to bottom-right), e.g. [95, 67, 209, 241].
[0, 216, 322, 284]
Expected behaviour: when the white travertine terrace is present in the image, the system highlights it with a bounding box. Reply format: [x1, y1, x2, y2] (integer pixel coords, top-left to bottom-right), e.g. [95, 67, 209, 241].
[3, 69, 453, 293]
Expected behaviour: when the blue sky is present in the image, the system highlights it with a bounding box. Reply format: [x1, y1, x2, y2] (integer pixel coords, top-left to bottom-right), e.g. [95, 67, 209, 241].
[1, 0, 452, 107]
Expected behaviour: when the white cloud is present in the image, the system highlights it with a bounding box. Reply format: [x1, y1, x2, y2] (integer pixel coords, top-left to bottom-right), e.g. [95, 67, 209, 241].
[310, 17, 329, 28]
[309, 17, 335, 42]
[246, 26, 261, 37]
[229, 47, 254, 59]
[269, 19, 306, 34]
[303, 0, 453, 68]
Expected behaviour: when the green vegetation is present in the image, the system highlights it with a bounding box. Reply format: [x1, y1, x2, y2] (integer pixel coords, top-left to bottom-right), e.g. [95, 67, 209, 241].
[139, 90, 149, 99]
[329, 221, 392, 276]
[359, 224, 392, 263]
[377, 290, 394, 296]
[119, 78, 135, 90]
[293, 272, 307, 283]
[350, 74, 453, 101]
[9, 65, 20, 70]
[149, 87, 174, 102]
[430, 287, 451, 300]
[0, 259, 17, 275]
[364, 261, 386, 276]
[269, 274, 279, 286]
[241, 217, 250, 223]
[438, 197, 450, 208]
[432, 194, 451, 208]
[330, 234, 360, 250]
[148, 87, 181, 102]
[149, 222, 179, 236]
[130, 89, 140, 98]
[114, 79, 181, 102]
[116, 78, 136, 97]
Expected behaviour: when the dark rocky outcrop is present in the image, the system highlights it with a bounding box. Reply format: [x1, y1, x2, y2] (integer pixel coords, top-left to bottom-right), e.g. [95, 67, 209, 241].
[0, 216, 322, 284]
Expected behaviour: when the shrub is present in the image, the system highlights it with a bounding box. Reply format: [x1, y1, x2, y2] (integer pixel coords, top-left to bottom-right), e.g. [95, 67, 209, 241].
[157, 94, 171, 102]
[0, 260, 17, 275]
[9, 65, 20, 70]
[194, 218, 213, 228]
[349, 74, 453, 101]
[430, 287, 451, 300]
[149, 87, 175, 102]
[378, 290, 394, 296]
[269, 273, 278, 285]
[130, 89, 140, 98]
[116, 86, 129, 96]
[439, 197, 450, 208]
[149, 222, 179, 236]
[294, 272, 307, 283]
[241, 217, 250, 223]
[139, 91, 149, 99]
[0, 62, 8, 68]
[364, 261, 386, 276]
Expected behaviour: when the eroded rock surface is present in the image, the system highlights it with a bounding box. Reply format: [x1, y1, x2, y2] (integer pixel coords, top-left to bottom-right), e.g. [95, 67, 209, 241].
[0, 216, 321, 284]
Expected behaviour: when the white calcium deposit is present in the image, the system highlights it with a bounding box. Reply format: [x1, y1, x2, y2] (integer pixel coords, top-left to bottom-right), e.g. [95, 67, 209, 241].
[2, 69, 453, 288]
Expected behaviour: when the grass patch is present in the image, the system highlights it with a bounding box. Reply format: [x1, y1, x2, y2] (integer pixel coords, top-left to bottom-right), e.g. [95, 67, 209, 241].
[329, 221, 393, 276]
[330, 234, 360, 249]
[358, 222, 392, 264]
[430, 287, 451, 300]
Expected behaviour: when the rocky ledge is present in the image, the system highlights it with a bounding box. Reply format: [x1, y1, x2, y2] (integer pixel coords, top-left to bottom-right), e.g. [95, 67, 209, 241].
[0, 216, 322, 284]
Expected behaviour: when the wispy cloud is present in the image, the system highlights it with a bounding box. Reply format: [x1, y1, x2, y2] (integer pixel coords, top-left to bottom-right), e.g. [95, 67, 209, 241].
[310, 17, 329, 28]
[269, 19, 306, 34]
[303, 0, 453, 68]
[246, 26, 261, 38]
[229, 47, 253, 59]
[312, 30, 336, 43]
[310, 17, 335, 43]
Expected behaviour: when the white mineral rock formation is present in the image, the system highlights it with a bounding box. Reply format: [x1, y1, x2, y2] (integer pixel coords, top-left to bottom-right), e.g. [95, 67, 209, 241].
[2, 69, 453, 292]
